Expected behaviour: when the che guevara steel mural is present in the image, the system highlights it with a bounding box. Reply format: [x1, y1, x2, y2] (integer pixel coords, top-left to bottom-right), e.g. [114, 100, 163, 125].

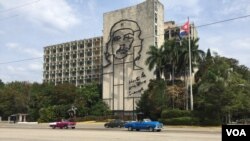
[103, 19, 147, 111]
[103, 19, 143, 70]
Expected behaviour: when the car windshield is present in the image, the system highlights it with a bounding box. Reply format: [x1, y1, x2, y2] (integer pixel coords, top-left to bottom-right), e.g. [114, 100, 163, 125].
[143, 119, 151, 122]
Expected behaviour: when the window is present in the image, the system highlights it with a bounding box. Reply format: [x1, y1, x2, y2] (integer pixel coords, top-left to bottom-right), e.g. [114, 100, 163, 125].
[65, 55, 69, 60]
[87, 42, 92, 47]
[64, 64, 69, 68]
[57, 64, 62, 69]
[52, 57, 56, 62]
[79, 53, 84, 57]
[171, 30, 176, 38]
[72, 63, 76, 67]
[72, 54, 77, 59]
[57, 56, 62, 61]
[52, 49, 56, 53]
[79, 43, 84, 49]
[87, 51, 92, 56]
[86, 60, 91, 65]
[65, 46, 70, 51]
[79, 61, 84, 66]
[164, 30, 170, 40]
[58, 48, 63, 52]
[72, 45, 77, 50]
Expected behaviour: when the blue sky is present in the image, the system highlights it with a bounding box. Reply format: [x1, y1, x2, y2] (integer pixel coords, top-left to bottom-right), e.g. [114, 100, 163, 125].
[0, 0, 250, 83]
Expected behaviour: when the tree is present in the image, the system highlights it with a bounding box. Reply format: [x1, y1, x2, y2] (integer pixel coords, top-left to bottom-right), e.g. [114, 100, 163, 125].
[194, 54, 250, 125]
[162, 39, 181, 83]
[0, 79, 4, 88]
[178, 38, 205, 76]
[145, 45, 165, 79]
[136, 79, 167, 120]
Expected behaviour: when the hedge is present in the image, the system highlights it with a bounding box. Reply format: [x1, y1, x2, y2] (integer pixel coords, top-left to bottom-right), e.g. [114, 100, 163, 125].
[160, 117, 199, 125]
[161, 109, 192, 119]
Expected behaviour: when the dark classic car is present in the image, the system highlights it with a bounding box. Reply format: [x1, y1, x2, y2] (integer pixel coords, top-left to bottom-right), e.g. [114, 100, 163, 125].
[124, 119, 163, 132]
[104, 119, 126, 128]
[49, 120, 76, 129]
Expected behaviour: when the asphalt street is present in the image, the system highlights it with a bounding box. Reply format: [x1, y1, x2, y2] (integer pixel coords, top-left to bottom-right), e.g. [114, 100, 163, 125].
[0, 122, 221, 141]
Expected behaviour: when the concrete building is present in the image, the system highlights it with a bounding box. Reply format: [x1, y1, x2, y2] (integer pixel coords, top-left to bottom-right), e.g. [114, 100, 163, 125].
[102, 0, 164, 116]
[43, 37, 103, 86]
[43, 0, 198, 115]
[164, 21, 198, 40]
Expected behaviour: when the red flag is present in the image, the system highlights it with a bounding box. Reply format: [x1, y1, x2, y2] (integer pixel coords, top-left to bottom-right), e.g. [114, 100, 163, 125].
[179, 21, 190, 37]
[181, 21, 189, 33]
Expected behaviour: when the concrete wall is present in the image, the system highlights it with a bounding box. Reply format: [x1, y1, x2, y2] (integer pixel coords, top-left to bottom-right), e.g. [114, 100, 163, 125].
[102, 0, 164, 113]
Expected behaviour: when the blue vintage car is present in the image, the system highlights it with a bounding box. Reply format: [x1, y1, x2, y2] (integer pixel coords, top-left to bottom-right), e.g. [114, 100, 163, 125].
[124, 119, 163, 132]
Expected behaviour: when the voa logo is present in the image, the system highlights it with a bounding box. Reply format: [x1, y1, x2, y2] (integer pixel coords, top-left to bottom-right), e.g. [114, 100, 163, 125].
[226, 129, 246, 136]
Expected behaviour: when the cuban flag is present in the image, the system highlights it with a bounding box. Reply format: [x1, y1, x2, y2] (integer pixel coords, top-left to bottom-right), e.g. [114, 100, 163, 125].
[179, 21, 190, 38]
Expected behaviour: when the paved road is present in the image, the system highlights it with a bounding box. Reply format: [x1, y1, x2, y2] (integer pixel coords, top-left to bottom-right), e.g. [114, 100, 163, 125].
[0, 122, 221, 141]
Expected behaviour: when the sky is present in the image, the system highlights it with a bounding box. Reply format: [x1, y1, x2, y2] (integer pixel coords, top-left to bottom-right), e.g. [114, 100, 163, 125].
[0, 0, 250, 83]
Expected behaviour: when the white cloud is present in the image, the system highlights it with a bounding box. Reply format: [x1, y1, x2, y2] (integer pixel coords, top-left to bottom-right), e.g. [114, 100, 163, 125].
[200, 36, 224, 53]
[6, 66, 26, 72]
[220, 0, 250, 16]
[231, 38, 250, 51]
[163, 0, 201, 19]
[0, 64, 42, 83]
[6, 42, 42, 57]
[28, 62, 42, 71]
[0, 0, 80, 31]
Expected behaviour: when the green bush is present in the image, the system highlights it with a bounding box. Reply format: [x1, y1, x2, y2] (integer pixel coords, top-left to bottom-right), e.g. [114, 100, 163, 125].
[161, 109, 192, 119]
[160, 117, 199, 125]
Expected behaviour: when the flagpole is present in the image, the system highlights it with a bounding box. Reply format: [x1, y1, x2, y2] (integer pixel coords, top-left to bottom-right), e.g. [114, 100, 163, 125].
[188, 17, 193, 111]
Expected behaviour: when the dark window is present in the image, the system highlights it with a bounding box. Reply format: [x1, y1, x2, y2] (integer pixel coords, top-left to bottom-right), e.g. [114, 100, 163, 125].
[72, 45, 77, 50]
[87, 52, 92, 56]
[86, 61, 91, 65]
[87, 42, 92, 47]
[65, 55, 69, 60]
[79, 53, 84, 57]
[171, 30, 176, 38]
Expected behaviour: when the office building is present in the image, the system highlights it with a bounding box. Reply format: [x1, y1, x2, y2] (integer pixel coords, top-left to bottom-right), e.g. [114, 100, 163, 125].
[43, 37, 103, 87]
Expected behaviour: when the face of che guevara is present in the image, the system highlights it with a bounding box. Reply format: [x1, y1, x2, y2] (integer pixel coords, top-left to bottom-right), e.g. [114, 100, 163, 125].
[111, 29, 134, 59]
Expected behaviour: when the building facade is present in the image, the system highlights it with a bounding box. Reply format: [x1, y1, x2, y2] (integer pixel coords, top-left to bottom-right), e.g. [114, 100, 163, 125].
[43, 37, 103, 87]
[102, 0, 164, 115]
[43, 0, 198, 114]
[164, 21, 198, 40]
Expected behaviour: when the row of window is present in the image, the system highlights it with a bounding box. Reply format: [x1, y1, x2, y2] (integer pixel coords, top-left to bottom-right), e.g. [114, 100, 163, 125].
[45, 41, 102, 54]
[44, 61, 101, 70]
[45, 52, 101, 62]
[44, 78, 100, 85]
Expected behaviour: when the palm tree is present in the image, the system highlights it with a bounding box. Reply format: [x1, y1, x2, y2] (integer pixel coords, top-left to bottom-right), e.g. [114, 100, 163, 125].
[145, 45, 164, 79]
[178, 38, 205, 75]
[162, 39, 181, 84]
[177, 38, 205, 110]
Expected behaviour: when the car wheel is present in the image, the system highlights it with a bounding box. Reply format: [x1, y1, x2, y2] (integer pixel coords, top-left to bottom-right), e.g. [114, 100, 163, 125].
[149, 127, 154, 132]
[65, 126, 68, 129]
[72, 127, 75, 129]
[52, 126, 56, 129]
[128, 127, 133, 131]
[136, 129, 140, 131]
